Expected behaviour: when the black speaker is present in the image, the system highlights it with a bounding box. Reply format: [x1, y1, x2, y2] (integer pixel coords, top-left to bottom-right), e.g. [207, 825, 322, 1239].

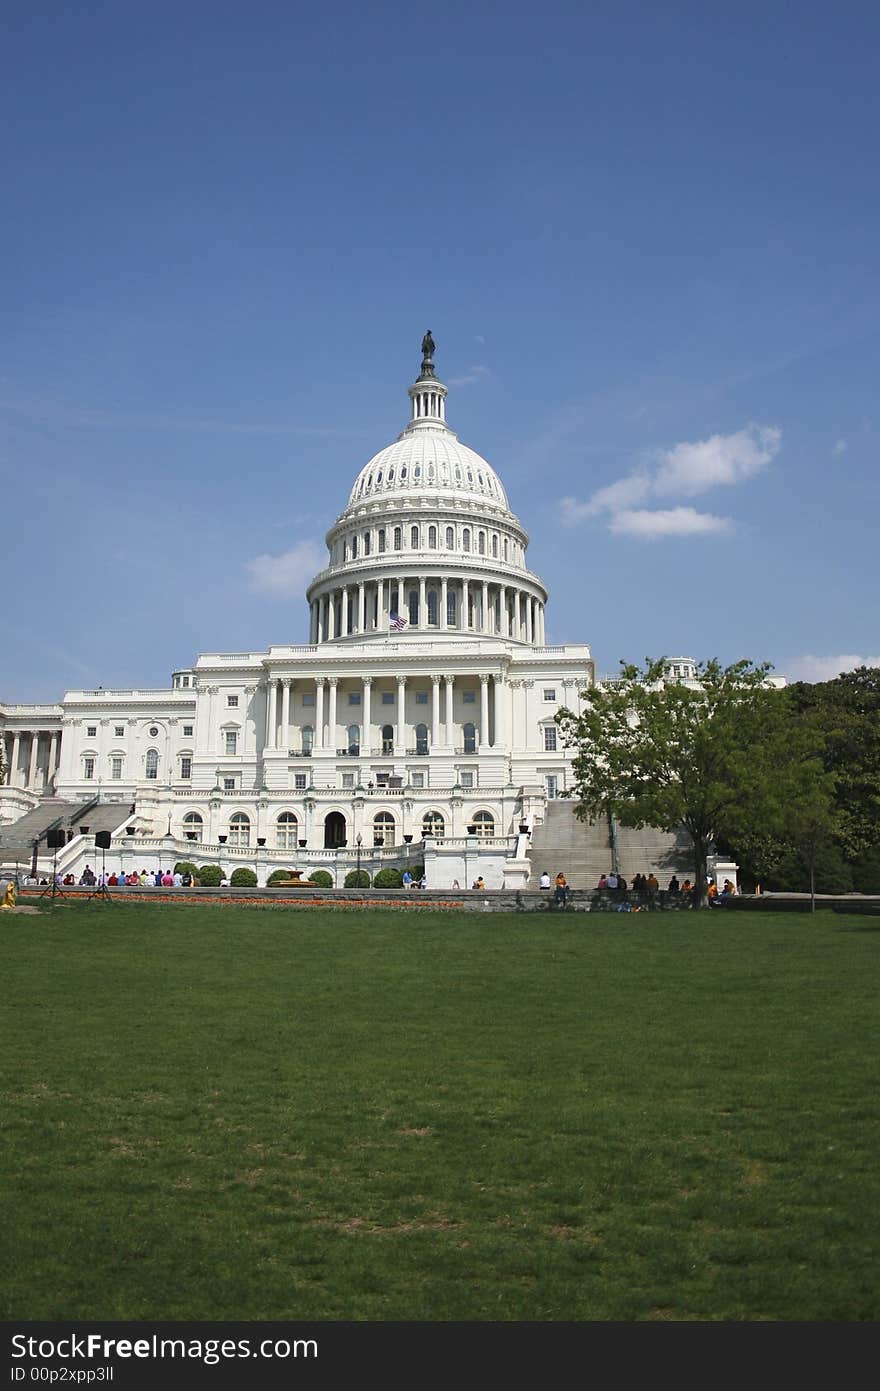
[46, 827, 66, 849]
[95, 830, 112, 850]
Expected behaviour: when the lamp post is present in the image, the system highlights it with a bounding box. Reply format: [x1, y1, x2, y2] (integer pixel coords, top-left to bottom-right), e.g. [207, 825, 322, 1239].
[356, 833, 362, 885]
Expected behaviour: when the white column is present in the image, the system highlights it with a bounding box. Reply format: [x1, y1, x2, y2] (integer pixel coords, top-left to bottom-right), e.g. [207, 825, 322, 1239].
[267, 680, 277, 750]
[445, 676, 454, 747]
[341, 587, 349, 636]
[462, 579, 469, 630]
[11, 732, 21, 786]
[27, 732, 39, 788]
[440, 576, 448, 630]
[396, 675, 407, 751]
[419, 576, 426, 628]
[431, 675, 441, 747]
[358, 582, 366, 632]
[377, 578, 385, 631]
[327, 593, 336, 641]
[48, 731, 59, 789]
[526, 596, 533, 644]
[328, 678, 338, 752]
[494, 677, 507, 748]
[480, 675, 490, 747]
[315, 678, 325, 749]
[281, 679, 291, 748]
[482, 581, 489, 634]
[503, 587, 511, 637]
[363, 677, 372, 755]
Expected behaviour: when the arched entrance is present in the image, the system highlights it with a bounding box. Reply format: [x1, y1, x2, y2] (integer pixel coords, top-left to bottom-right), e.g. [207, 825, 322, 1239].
[324, 811, 347, 849]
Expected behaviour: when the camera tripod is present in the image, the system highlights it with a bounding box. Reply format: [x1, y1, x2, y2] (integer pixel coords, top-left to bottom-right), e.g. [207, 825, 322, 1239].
[86, 842, 112, 903]
[37, 844, 68, 904]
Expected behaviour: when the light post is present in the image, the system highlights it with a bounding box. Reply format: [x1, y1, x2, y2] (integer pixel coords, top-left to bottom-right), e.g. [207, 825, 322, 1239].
[356, 833, 362, 885]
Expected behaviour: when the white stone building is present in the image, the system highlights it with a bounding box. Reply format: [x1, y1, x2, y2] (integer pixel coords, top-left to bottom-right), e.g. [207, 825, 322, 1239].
[1, 337, 596, 887]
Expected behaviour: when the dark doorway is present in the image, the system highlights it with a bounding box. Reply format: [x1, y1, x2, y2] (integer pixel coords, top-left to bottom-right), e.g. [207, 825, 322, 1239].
[324, 811, 347, 849]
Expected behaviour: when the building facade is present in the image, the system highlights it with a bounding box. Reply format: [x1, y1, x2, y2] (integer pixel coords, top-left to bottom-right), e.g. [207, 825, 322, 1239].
[1, 337, 596, 886]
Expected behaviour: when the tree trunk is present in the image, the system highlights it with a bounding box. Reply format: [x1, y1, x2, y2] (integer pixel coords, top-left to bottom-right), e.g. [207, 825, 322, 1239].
[693, 835, 709, 909]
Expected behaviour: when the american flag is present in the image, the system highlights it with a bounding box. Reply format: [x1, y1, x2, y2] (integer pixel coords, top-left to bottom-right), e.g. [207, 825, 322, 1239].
[390, 611, 407, 632]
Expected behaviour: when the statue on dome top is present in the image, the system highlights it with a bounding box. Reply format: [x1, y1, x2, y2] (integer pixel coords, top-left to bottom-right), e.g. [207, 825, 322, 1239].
[418, 329, 436, 380]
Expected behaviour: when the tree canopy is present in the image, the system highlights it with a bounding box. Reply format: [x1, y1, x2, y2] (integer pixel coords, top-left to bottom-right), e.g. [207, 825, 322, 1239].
[556, 657, 833, 905]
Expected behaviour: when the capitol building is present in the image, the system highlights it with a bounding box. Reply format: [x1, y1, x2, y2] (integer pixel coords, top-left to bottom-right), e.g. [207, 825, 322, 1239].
[1, 336, 697, 888]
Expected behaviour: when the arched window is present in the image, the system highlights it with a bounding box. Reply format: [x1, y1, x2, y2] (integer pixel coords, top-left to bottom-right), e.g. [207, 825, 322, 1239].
[422, 810, 445, 839]
[229, 812, 250, 847]
[381, 724, 394, 755]
[415, 723, 428, 754]
[373, 811, 395, 847]
[446, 526, 454, 549]
[301, 725, 313, 755]
[447, 590, 457, 625]
[427, 589, 438, 625]
[182, 812, 203, 843]
[478, 531, 486, 555]
[504, 538, 509, 561]
[378, 528, 386, 552]
[347, 724, 360, 755]
[492, 534, 498, 557]
[393, 526, 402, 550]
[463, 528, 471, 552]
[428, 525, 437, 548]
[276, 811, 298, 849]
[410, 525, 420, 550]
[463, 722, 476, 754]
[351, 535, 358, 558]
[363, 531, 371, 555]
[408, 588, 419, 625]
[471, 811, 495, 837]
[145, 749, 159, 779]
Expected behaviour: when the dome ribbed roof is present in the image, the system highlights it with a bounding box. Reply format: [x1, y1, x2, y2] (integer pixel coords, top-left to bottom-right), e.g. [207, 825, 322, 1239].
[347, 426, 509, 510]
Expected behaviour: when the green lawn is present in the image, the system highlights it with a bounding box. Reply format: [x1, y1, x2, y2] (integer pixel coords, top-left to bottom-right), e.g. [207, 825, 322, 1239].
[2, 904, 877, 1321]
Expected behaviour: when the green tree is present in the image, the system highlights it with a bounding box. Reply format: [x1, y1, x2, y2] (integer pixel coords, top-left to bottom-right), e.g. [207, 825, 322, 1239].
[556, 657, 832, 907]
[789, 666, 880, 865]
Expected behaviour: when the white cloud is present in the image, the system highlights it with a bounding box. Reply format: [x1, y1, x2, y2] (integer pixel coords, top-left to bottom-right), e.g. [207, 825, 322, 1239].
[653, 424, 781, 496]
[784, 653, 880, 683]
[244, 540, 324, 596]
[832, 438, 848, 457]
[447, 364, 491, 388]
[609, 507, 732, 538]
[560, 422, 780, 540]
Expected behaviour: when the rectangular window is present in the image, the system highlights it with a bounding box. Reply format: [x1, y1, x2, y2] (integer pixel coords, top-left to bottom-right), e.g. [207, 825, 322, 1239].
[415, 692, 428, 705]
[294, 772, 307, 790]
[342, 773, 354, 789]
[349, 692, 361, 705]
[111, 757, 123, 780]
[225, 731, 238, 756]
[223, 777, 236, 790]
[114, 725, 124, 737]
[302, 693, 315, 706]
[227, 695, 239, 708]
[183, 725, 193, 737]
[544, 725, 557, 751]
[87, 726, 97, 738]
[180, 756, 192, 780]
[460, 770, 474, 788]
[543, 689, 557, 702]
[546, 775, 558, 799]
[410, 771, 425, 788]
[381, 692, 394, 705]
[463, 691, 476, 704]
[84, 757, 95, 780]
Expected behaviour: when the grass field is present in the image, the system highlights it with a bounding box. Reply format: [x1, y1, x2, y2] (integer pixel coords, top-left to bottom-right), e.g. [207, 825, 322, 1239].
[1, 903, 877, 1321]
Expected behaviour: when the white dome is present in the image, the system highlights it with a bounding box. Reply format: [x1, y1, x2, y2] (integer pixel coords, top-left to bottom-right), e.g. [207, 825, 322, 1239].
[347, 426, 509, 511]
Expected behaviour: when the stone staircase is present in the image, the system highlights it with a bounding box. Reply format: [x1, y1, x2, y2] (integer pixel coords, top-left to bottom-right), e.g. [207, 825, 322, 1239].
[0, 798, 133, 865]
[526, 800, 694, 889]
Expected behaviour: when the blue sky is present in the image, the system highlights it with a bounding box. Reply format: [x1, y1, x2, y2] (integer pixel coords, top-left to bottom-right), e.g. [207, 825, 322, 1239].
[2, 0, 878, 702]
